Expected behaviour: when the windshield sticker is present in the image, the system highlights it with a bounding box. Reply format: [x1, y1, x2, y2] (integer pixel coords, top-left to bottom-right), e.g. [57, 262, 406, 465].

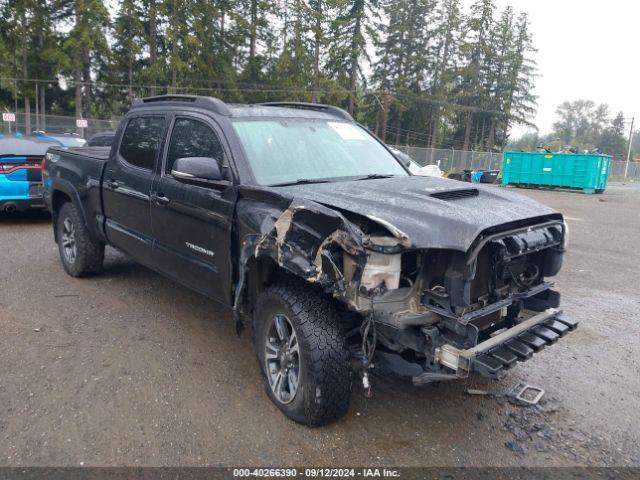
[328, 122, 367, 141]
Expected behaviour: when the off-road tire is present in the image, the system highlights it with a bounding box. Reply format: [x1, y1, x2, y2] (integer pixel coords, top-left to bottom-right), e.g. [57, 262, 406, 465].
[253, 281, 352, 426]
[57, 202, 105, 277]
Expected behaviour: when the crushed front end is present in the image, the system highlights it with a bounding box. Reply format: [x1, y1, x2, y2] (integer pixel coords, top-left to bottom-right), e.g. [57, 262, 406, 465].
[234, 178, 577, 386]
[337, 216, 577, 384]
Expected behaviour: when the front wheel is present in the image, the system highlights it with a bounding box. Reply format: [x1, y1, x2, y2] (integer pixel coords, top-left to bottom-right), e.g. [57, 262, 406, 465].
[57, 202, 105, 277]
[253, 281, 352, 426]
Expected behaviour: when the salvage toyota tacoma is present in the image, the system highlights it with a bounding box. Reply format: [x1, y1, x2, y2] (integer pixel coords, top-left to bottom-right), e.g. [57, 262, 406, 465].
[43, 95, 576, 426]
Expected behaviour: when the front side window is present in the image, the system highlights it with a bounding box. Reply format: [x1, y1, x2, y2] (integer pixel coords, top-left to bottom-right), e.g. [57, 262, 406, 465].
[166, 118, 225, 174]
[232, 119, 408, 186]
[118, 116, 166, 170]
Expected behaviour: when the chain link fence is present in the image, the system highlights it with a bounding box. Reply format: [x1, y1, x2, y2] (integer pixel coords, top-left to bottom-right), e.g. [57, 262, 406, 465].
[392, 145, 503, 173]
[392, 145, 640, 180]
[1, 112, 119, 140]
[610, 159, 640, 179]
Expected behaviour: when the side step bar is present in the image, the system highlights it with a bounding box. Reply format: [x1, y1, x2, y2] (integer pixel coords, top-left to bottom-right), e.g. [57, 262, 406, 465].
[435, 308, 578, 379]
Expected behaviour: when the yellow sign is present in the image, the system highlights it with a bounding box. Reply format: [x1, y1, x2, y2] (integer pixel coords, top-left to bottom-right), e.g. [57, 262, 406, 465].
[544, 154, 553, 159]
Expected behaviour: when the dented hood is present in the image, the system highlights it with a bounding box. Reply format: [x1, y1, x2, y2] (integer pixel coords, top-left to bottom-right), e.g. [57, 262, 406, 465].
[272, 176, 561, 252]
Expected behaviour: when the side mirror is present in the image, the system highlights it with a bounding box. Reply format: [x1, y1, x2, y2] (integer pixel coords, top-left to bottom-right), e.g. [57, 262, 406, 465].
[171, 157, 229, 187]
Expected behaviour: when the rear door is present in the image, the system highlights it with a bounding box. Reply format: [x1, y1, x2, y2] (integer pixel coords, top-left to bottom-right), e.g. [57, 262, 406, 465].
[150, 114, 235, 303]
[103, 115, 167, 266]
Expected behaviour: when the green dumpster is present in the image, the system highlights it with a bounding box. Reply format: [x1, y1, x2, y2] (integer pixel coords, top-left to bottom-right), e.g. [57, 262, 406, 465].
[501, 151, 611, 194]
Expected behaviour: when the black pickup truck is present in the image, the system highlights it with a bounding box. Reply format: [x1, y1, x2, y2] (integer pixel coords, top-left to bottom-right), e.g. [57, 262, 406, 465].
[43, 95, 576, 426]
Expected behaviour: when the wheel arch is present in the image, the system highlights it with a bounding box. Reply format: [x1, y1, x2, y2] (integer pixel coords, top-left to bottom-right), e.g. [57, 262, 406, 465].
[241, 255, 293, 319]
[51, 189, 73, 243]
[49, 179, 105, 244]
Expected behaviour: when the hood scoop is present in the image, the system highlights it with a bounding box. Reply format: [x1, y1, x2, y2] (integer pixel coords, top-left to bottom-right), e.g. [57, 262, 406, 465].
[430, 188, 479, 201]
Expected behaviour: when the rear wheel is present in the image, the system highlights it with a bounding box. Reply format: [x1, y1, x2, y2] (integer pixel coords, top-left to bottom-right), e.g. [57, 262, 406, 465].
[57, 202, 104, 277]
[253, 281, 352, 426]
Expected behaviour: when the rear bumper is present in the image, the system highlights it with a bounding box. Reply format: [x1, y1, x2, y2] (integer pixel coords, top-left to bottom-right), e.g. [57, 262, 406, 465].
[0, 179, 45, 212]
[0, 197, 47, 212]
[435, 308, 577, 379]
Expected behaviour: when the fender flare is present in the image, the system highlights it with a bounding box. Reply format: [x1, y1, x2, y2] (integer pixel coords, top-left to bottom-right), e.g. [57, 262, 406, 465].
[49, 178, 106, 244]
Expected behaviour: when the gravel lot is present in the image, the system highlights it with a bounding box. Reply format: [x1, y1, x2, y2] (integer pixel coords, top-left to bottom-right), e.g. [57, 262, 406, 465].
[1, 182, 639, 467]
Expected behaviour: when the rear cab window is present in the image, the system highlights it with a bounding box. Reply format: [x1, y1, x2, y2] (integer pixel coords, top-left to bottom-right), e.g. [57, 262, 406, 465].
[118, 116, 166, 170]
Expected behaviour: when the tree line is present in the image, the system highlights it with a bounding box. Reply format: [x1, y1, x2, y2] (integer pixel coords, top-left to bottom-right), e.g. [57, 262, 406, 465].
[509, 100, 637, 159]
[0, 0, 537, 150]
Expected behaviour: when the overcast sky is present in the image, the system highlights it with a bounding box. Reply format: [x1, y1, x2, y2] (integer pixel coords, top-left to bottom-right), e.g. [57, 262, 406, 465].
[476, 0, 638, 136]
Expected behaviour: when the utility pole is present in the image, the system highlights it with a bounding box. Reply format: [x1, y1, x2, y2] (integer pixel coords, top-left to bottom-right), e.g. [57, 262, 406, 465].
[14, 78, 18, 133]
[625, 117, 635, 178]
[35, 82, 40, 132]
[380, 91, 390, 143]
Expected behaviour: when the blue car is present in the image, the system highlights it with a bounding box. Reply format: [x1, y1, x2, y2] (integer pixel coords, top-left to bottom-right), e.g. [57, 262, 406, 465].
[33, 131, 87, 148]
[0, 134, 59, 213]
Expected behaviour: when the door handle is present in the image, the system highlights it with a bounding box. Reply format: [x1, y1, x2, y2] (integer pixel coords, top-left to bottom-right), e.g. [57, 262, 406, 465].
[106, 179, 120, 189]
[152, 193, 170, 206]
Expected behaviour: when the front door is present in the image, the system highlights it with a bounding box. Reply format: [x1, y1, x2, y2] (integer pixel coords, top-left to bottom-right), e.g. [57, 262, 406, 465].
[150, 115, 235, 304]
[103, 115, 167, 267]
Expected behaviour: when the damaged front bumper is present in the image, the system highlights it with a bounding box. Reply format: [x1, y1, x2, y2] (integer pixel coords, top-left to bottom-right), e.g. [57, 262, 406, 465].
[432, 308, 578, 382]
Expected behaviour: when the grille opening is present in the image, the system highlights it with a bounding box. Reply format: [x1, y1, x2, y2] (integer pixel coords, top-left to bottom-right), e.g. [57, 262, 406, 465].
[430, 188, 479, 200]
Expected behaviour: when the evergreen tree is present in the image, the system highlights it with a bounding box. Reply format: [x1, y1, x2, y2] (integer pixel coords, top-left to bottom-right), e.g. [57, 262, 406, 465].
[371, 0, 436, 142]
[111, 0, 145, 108]
[0, 0, 542, 147]
[309, 0, 327, 102]
[237, 0, 277, 88]
[273, 0, 315, 101]
[456, 0, 495, 149]
[481, 6, 514, 150]
[428, 0, 463, 147]
[503, 12, 537, 142]
[0, 0, 64, 132]
[163, 0, 190, 93]
[139, 0, 161, 95]
[189, 0, 238, 98]
[62, 0, 110, 118]
[327, 0, 379, 115]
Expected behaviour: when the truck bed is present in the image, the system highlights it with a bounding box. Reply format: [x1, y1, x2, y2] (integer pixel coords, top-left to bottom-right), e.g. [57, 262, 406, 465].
[49, 146, 111, 161]
[44, 145, 110, 243]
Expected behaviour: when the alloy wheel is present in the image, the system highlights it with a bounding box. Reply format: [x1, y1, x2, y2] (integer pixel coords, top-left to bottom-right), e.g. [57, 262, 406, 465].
[61, 217, 77, 265]
[264, 313, 300, 404]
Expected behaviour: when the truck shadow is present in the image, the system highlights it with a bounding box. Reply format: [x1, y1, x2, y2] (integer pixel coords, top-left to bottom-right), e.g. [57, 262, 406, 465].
[0, 210, 51, 225]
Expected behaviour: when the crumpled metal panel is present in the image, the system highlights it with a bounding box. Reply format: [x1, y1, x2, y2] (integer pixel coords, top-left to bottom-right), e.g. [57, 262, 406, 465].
[232, 190, 367, 329]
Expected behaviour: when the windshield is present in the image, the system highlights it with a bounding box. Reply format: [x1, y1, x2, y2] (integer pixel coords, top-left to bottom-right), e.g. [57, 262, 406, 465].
[232, 119, 408, 185]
